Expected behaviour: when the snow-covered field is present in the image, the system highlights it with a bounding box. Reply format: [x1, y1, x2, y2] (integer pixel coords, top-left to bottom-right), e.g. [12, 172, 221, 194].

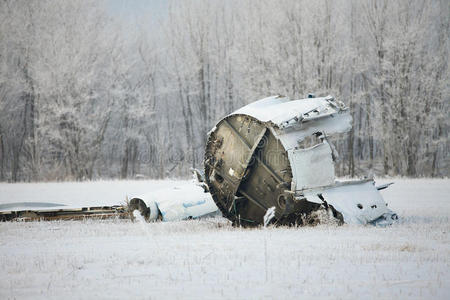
[0, 179, 449, 299]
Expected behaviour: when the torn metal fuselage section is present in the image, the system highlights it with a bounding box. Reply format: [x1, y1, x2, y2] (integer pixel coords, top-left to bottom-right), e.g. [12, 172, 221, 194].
[0, 169, 218, 223]
[204, 95, 397, 226]
[0, 180, 218, 223]
[0, 203, 129, 222]
[128, 181, 218, 222]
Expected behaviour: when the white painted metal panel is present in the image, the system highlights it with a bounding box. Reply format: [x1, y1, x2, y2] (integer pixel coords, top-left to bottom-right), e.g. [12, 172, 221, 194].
[288, 142, 335, 191]
[153, 184, 218, 222]
[304, 181, 391, 224]
[275, 113, 352, 150]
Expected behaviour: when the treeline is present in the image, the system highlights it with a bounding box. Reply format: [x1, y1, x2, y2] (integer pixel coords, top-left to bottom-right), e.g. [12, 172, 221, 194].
[0, 0, 448, 182]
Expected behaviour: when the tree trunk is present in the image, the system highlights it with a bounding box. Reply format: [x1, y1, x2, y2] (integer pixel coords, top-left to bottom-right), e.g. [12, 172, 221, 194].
[120, 139, 130, 179]
[0, 125, 4, 181]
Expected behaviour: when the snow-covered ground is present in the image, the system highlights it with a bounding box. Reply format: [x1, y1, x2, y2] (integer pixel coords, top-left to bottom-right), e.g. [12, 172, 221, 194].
[0, 178, 449, 299]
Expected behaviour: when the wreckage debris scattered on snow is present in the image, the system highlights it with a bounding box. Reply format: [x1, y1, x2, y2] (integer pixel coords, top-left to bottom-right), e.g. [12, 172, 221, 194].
[128, 179, 218, 222]
[203, 94, 397, 226]
[0, 203, 128, 222]
[0, 95, 397, 226]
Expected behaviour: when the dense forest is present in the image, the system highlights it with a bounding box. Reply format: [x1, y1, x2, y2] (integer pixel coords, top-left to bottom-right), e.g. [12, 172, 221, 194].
[0, 0, 448, 182]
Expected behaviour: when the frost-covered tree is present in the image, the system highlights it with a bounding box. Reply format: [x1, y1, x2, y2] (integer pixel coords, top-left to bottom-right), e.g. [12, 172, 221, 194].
[0, 0, 447, 181]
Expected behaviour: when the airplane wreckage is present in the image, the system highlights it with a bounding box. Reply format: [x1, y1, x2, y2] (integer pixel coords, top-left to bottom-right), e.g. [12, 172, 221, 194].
[1, 95, 397, 226]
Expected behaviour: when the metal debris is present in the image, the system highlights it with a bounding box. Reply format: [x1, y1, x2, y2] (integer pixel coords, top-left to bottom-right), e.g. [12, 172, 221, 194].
[204, 95, 397, 226]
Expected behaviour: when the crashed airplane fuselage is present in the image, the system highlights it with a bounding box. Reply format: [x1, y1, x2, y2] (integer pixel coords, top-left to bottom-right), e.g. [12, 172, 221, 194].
[204, 95, 397, 226]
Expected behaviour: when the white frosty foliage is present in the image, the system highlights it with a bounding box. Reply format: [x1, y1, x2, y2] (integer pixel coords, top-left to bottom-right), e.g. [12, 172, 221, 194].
[0, 0, 447, 181]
